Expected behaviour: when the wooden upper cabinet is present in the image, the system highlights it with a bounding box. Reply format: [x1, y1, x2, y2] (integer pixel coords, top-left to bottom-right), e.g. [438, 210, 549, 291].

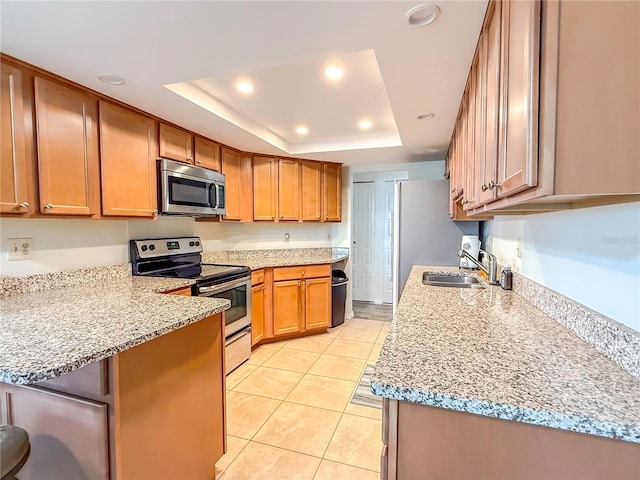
[301, 161, 322, 221]
[253, 156, 277, 221]
[478, 1, 501, 206]
[278, 159, 300, 221]
[322, 163, 342, 222]
[0, 63, 31, 214]
[99, 101, 158, 218]
[463, 61, 480, 211]
[34, 77, 100, 216]
[497, 0, 540, 198]
[159, 123, 193, 164]
[221, 147, 252, 221]
[194, 137, 220, 171]
[304, 277, 331, 330]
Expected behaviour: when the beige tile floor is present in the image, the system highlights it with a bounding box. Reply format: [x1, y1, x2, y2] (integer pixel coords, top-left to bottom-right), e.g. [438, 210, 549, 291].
[217, 316, 390, 480]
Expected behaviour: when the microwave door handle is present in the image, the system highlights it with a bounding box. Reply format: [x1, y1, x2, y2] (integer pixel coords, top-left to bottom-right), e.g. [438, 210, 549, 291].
[208, 183, 217, 209]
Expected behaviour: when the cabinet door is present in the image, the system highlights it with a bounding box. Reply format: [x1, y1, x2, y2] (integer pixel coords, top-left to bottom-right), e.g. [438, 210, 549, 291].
[497, 0, 540, 198]
[301, 161, 322, 221]
[99, 101, 158, 218]
[278, 159, 300, 221]
[478, 1, 501, 206]
[463, 61, 480, 211]
[221, 148, 253, 221]
[194, 137, 220, 171]
[34, 77, 100, 216]
[305, 277, 331, 330]
[0, 384, 109, 480]
[322, 163, 342, 222]
[251, 284, 265, 345]
[159, 123, 193, 164]
[0, 63, 31, 214]
[272, 280, 303, 336]
[253, 156, 277, 221]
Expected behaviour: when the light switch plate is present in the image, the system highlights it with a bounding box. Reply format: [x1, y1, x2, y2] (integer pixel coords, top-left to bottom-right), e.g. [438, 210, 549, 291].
[7, 238, 33, 260]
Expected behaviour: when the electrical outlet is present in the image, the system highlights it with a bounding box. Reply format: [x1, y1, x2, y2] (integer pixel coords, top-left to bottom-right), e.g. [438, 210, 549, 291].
[8, 238, 33, 261]
[516, 237, 523, 258]
[327, 231, 332, 240]
[284, 233, 290, 242]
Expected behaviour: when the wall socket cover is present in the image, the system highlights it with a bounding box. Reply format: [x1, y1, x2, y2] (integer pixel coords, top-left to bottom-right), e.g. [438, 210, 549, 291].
[284, 233, 290, 241]
[7, 237, 33, 261]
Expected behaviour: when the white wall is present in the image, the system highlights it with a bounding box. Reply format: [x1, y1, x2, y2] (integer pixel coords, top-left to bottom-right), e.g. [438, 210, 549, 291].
[485, 202, 640, 332]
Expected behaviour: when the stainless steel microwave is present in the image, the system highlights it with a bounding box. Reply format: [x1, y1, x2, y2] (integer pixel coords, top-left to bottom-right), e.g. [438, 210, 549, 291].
[157, 158, 225, 216]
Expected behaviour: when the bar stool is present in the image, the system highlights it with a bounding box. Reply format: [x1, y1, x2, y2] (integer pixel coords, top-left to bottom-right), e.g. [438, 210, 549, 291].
[0, 425, 30, 480]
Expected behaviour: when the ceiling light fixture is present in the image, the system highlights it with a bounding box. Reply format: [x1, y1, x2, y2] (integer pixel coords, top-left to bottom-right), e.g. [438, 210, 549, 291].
[235, 81, 254, 94]
[295, 126, 309, 136]
[417, 112, 435, 120]
[406, 4, 441, 27]
[324, 66, 344, 80]
[358, 119, 373, 130]
[97, 74, 125, 85]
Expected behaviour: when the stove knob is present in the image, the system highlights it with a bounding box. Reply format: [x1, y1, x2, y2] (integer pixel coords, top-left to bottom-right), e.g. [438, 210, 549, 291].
[195, 241, 200, 246]
[189, 241, 195, 247]
[149, 245, 156, 251]
[141, 245, 148, 252]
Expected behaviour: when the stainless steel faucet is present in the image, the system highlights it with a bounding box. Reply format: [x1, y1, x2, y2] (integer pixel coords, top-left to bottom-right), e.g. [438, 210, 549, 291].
[457, 248, 499, 285]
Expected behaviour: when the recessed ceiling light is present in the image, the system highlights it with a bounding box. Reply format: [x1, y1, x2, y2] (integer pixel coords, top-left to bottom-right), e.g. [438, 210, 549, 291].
[97, 74, 125, 85]
[235, 81, 254, 94]
[324, 66, 344, 80]
[417, 112, 435, 120]
[296, 126, 309, 135]
[358, 119, 373, 130]
[406, 4, 441, 27]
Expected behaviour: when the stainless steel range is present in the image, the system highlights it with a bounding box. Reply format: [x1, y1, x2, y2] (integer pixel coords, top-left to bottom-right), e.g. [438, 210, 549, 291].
[129, 236, 251, 374]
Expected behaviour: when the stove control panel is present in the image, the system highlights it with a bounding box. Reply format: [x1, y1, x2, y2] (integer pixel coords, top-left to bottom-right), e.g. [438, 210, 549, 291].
[130, 237, 203, 259]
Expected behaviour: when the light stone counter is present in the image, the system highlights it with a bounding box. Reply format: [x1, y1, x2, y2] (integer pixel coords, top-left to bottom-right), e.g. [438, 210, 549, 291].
[202, 247, 348, 270]
[0, 275, 229, 385]
[371, 265, 640, 443]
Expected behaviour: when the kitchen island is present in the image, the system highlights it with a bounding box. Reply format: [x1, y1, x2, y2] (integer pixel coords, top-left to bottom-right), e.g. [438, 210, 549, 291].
[372, 266, 640, 479]
[0, 269, 230, 479]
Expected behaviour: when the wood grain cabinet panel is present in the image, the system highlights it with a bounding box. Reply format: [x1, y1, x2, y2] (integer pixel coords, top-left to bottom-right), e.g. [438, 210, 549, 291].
[221, 147, 253, 221]
[159, 123, 193, 164]
[99, 101, 158, 218]
[0, 63, 31, 214]
[301, 161, 322, 221]
[272, 280, 303, 336]
[251, 283, 266, 346]
[304, 277, 331, 330]
[1, 384, 109, 480]
[278, 159, 300, 221]
[34, 77, 100, 216]
[322, 162, 342, 222]
[194, 137, 220, 171]
[253, 156, 277, 221]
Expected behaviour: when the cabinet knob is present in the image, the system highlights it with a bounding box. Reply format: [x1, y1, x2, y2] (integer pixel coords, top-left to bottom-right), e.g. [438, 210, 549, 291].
[298, 281, 301, 287]
[488, 180, 501, 190]
[302, 270, 305, 276]
[196, 159, 201, 165]
[44, 203, 53, 209]
[20, 202, 29, 208]
[451, 188, 457, 194]
[187, 157, 193, 162]
[481, 183, 489, 192]
[153, 209, 158, 216]
[271, 215, 275, 220]
[461, 198, 468, 205]
[280, 216, 284, 220]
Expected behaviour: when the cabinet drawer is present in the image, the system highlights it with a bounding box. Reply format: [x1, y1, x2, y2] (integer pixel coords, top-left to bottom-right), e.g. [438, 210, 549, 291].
[37, 360, 108, 397]
[273, 264, 330, 281]
[251, 269, 265, 286]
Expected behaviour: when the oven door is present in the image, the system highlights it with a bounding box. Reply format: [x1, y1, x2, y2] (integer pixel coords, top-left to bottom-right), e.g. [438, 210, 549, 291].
[197, 278, 252, 337]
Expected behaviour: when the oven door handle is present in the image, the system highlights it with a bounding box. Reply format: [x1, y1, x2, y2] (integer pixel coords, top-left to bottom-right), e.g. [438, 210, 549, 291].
[226, 327, 251, 346]
[198, 278, 250, 295]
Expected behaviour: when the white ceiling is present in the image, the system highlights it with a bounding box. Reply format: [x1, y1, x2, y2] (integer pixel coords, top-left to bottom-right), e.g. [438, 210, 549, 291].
[0, 1, 487, 166]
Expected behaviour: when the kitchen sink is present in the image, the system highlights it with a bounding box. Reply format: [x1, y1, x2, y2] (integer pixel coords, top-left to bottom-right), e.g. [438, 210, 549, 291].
[422, 272, 484, 289]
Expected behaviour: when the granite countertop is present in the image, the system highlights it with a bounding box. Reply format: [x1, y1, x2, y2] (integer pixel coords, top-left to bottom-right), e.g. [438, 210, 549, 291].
[371, 265, 640, 443]
[202, 247, 349, 271]
[0, 276, 229, 385]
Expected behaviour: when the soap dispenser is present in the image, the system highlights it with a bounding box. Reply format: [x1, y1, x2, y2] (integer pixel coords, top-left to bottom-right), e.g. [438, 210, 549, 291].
[500, 265, 513, 290]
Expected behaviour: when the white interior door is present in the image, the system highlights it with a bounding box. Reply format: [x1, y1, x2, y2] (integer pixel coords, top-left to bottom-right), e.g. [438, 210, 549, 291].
[352, 182, 375, 302]
[382, 181, 394, 304]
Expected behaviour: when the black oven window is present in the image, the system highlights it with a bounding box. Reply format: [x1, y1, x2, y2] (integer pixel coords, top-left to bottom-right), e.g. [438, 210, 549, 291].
[168, 176, 211, 207]
[217, 285, 247, 325]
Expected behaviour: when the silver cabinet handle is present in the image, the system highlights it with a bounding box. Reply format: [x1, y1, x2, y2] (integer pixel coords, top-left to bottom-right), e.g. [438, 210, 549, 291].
[44, 203, 53, 209]
[481, 184, 489, 192]
[20, 202, 29, 208]
[489, 180, 501, 190]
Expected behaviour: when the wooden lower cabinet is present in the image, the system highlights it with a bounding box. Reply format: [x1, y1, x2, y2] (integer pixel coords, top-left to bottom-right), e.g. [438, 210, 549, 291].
[381, 399, 640, 480]
[251, 283, 266, 345]
[272, 279, 303, 336]
[304, 277, 331, 330]
[0, 314, 226, 480]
